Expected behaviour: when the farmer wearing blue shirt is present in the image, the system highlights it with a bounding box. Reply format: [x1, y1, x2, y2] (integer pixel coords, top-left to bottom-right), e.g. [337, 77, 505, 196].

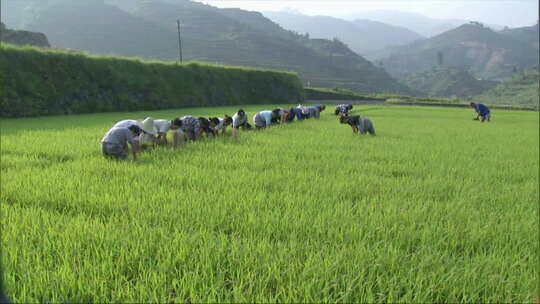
[291, 107, 305, 121]
[470, 102, 491, 122]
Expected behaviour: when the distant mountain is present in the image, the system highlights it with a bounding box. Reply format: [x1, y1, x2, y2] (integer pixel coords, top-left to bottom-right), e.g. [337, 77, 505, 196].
[263, 11, 424, 56]
[343, 10, 504, 37]
[375, 22, 539, 81]
[500, 23, 539, 50]
[473, 66, 539, 106]
[18, 0, 412, 94]
[0, 22, 50, 47]
[403, 67, 498, 99]
[25, 0, 177, 59]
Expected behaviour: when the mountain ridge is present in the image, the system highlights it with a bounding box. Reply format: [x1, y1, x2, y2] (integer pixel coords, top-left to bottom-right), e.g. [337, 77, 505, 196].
[375, 22, 539, 81]
[263, 11, 424, 56]
[21, 0, 413, 94]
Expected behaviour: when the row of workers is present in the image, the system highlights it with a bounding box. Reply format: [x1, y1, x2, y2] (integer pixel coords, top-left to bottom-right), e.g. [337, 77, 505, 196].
[100, 104, 326, 159]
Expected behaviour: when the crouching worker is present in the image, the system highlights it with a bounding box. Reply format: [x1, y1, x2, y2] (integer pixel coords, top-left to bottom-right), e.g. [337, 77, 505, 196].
[231, 109, 252, 137]
[282, 108, 296, 123]
[169, 118, 186, 147]
[301, 105, 324, 119]
[209, 115, 233, 135]
[335, 104, 353, 115]
[179, 115, 202, 141]
[101, 125, 142, 160]
[198, 117, 216, 138]
[253, 109, 281, 129]
[340, 114, 376, 136]
[470, 102, 491, 122]
[291, 107, 305, 121]
[113, 117, 157, 149]
[151, 118, 184, 145]
[311, 104, 326, 118]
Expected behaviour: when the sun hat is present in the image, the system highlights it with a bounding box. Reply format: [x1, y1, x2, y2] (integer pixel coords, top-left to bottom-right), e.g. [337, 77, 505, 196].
[137, 117, 157, 135]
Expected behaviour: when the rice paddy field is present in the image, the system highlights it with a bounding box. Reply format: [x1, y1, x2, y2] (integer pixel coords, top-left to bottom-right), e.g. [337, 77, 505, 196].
[1, 105, 538, 302]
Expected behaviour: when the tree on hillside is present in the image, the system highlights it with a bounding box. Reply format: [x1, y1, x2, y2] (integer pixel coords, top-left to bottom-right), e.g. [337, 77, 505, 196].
[469, 21, 484, 27]
[437, 51, 444, 66]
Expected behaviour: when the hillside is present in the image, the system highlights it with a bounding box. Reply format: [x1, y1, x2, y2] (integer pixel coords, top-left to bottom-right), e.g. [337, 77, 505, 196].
[262, 11, 423, 57]
[403, 67, 498, 99]
[375, 23, 539, 81]
[473, 66, 539, 106]
[0, 22, 50, 47]
[499, 24, 539, 50]
[21, 0, 411, 94]
[24, 1, 177, 59]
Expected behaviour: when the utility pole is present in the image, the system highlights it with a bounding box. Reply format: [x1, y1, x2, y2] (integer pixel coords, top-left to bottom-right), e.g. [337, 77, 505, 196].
[177, 19, 183, 64]
[0, 0, 3, 46]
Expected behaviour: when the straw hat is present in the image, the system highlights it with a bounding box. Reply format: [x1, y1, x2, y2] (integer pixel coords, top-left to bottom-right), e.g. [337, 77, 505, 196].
[137, 117, 157, 135]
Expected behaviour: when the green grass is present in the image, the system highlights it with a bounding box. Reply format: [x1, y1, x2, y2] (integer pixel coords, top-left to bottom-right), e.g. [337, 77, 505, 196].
[1, 105, 538, 302]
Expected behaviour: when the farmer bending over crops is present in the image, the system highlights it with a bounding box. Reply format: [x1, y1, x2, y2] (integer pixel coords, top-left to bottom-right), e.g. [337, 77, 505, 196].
[209, 115, 233, 135]
[282, 108, 296, 123]
[301, 105, 325, 119]
[253, 109, 281, 129]
[198, 117, 216, 137]
[149, 118, 184, 145]
[470, 102, 491, 122]
[169, 118, 186, 147]
[314, 104, 326, 118]
[290, 107, 305, 121]
[231, 109, 252, 137]
[179, 115, 202, 141]
[339, 114, 376, 136]
[335, 104, 353, 115]
[113, 117, 157, 149]
[101, 125, 142, 160]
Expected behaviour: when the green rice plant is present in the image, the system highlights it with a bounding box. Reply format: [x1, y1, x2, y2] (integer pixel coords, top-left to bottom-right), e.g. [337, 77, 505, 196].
[0, 105, 538, 302]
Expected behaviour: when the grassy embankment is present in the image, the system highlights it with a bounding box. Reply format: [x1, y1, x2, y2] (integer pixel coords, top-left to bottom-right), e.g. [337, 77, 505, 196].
[0, 44, 304, 118]
[1, 105, 538, 302]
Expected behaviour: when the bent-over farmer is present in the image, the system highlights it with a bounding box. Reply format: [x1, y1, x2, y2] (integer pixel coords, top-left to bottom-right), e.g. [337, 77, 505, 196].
[152, 119, 184, 145]
[253, 109, 281, 129]
[112, 117, 158, 148]
[169, 118, 186, 147]
[470, 102, 491, 122]
[340, 114, 376, 136]
[231, 109, 252, 137]
[101, 125, 142, 160]
[179, 115, 201, 141]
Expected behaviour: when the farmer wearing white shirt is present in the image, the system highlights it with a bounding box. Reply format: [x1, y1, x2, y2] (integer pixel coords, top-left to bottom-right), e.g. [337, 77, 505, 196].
[152, 119, 183, 145]
[231, 109, 252, 137]
[253, 109, 281, 129]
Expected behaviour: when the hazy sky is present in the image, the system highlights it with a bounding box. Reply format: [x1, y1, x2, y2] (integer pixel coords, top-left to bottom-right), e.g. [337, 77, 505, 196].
[201, 0, 538, 27]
